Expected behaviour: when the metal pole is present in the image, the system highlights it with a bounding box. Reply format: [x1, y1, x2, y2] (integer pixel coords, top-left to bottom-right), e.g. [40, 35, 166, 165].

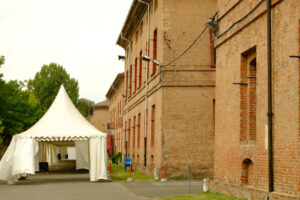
[120, 32, 131, 172]
[112, 87, 118, 156]
[188, 164, 190, 194]
[145, 1, 150, 167]
[138, 0, 150, 167]
[267, 0, 274, 193]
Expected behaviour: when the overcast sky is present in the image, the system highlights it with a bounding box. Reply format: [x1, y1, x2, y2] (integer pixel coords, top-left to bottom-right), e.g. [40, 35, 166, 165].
[0, 0, 132, 103]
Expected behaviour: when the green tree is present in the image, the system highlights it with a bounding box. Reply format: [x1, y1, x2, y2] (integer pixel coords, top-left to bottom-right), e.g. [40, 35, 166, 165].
[0, 80, 43, 143]
[0, 56, 5, 135]
[27, 63, 79, 111]
[77, 98, 94, 117]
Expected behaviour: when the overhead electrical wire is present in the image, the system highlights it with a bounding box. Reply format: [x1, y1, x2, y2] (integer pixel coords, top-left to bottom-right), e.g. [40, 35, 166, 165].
[217, 0, 265, 39]
[162, 26, 208, 67]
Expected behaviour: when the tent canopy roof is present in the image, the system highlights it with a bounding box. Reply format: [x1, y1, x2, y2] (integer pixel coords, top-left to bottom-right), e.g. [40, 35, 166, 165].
[17, 86, 106, 140]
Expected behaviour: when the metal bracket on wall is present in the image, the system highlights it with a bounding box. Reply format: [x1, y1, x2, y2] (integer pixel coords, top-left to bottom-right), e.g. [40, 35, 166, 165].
[233, 83, 248, 85]
[289, 55, 300, 58]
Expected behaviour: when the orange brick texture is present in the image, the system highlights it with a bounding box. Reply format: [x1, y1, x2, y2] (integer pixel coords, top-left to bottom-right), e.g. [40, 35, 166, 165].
[212, 0, 300, 199]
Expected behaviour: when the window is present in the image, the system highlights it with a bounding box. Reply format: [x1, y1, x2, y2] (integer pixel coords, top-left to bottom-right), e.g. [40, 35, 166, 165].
[241, 158, 254, 185]
[138, 113, 141, 148]
[213, 99, 216, 134]
[135, 58, 137, 91]
[117, 102, 119, 117]
[120, 101, 122, 116]
[128, 119, 131, 148]
[126, 70, 128, 99]
[154, 0, 158, 10]
[133, 116, 136, 149]
[151, 105, 155, 147]
[129, 65, 132, 97]
[146, 42, 150, 79]
[124, 121, 127, 148]
[153, 29, 157, 74]
[140, 21, 143, 35]
[209, 30, 215, 66]
[240, 47, 256, 141]
[139, 50, 143, 87]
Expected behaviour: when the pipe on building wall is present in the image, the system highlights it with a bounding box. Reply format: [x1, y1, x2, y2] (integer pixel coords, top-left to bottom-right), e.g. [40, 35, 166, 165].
[267, 0, 274, 193]
[138, 0, 150, 167]
[112, 86, 118, 155]
[120, 32, 131, 160]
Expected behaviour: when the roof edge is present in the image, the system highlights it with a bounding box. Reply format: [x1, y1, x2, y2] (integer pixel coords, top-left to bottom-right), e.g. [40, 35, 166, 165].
[106, 73, 125, 98]
[116, 0, 150, 48]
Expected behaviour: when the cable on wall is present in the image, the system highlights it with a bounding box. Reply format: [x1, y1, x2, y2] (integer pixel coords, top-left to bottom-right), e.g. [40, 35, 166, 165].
[217, 0, 265, 39]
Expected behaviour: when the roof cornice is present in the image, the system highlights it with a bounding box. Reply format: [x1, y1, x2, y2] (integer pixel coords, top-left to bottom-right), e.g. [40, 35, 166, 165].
[116, 0, 150, 48]
[106, 73, 125, 98]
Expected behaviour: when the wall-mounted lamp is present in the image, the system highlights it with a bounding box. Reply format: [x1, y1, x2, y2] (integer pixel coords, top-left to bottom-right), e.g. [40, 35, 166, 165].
[141, 55, 162, 67]
[118, 55, 126, 60]
[206, 17, 218, 33]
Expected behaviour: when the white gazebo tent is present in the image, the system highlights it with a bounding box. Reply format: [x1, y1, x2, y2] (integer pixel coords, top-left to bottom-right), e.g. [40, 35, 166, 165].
[0, 86, 108, 184]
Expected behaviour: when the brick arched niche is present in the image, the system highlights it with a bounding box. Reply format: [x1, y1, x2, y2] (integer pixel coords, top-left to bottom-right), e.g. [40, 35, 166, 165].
[241, 158, 254, 186]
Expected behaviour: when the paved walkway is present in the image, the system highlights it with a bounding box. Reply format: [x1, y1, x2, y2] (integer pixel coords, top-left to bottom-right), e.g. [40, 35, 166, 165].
[0, 173, 203, 200]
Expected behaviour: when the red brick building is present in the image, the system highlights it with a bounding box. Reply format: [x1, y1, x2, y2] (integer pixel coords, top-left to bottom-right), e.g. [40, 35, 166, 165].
[211, 0, 300, 199]
[116, 0, 216, 178]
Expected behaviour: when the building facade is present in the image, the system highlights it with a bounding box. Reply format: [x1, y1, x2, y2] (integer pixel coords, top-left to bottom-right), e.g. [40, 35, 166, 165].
[116, 0, 216, 178]
[106, 73, 125, 155]
[211, 0, 300, 199]
[88, 100, 112, 154]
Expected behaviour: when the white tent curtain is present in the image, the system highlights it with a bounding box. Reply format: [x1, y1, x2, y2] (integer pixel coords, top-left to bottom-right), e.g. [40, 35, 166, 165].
[38, 142, 58, 165]
[89, 137, 107, 181]
[0, 136, 38, 184]
[75, 140, 89, 170]
[67, 147, 76, 160]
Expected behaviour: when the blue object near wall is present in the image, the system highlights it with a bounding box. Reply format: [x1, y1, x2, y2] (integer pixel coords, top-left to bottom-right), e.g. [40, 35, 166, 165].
[125, 157, 131, 167]
[57, 153, 61, 160]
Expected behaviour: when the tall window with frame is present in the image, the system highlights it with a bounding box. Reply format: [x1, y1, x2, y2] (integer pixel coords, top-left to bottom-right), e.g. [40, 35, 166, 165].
[240, 47, 257, 142]
[135, 58, 137, 91]
[133, 116, 136, 150]
[146, 42, 150, 79]
[128, 118, 131, 149]
[153, 29, 157, 74]
[126, 70, 128, 99]
[129, 65, 132, 97]
[151, 105, 155, 147]
[124, 120, 127, 148]
[137, 113, 141, 149]
[139, 50, 143, 87]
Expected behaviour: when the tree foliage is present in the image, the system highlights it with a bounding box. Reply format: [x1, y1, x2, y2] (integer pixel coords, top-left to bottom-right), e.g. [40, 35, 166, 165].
[0, 56, 43, 145]
[77, 98, 94, 117]
[27, 63, 79, 111]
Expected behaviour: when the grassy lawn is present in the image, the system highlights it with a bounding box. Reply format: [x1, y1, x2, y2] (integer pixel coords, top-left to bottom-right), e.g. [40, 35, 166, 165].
[110, 163, 153, 182]
[160, 192, 247, 200]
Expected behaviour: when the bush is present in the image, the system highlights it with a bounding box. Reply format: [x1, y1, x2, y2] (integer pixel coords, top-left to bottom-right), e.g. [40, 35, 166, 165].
[112, 152, 122, 164]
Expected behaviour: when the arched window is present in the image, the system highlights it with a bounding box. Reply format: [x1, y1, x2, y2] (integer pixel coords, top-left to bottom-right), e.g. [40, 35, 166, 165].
[241, 158, 254, 186]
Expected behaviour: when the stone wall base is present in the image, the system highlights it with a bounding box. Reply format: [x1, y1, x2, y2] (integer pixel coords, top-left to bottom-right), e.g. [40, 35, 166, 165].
[130, 162, 213, 179]
[209, 180, 300, 200]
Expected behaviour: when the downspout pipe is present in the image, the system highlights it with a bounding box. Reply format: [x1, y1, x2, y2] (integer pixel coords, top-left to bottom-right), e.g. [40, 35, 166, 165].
[121, 32, 131, 161]
[267, 0, 274, 193]
[138, 0, 150, 167]
[112, 86, 118, 155]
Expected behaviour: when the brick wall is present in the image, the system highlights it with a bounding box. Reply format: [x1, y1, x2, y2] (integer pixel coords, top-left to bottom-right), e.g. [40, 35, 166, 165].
[117, 0, 217, 178]
[213, 0, 300, 198]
